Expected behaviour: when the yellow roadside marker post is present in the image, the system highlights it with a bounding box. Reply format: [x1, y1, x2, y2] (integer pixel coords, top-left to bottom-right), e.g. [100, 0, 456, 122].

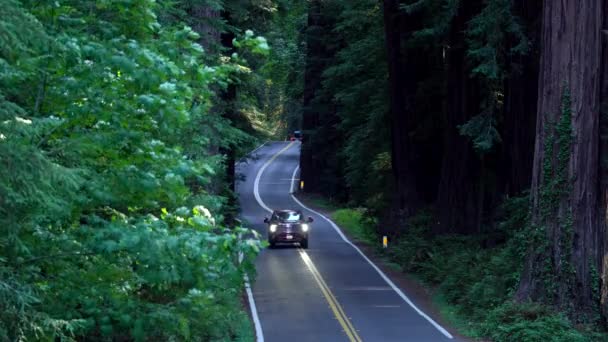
[383, 236, 388, 249]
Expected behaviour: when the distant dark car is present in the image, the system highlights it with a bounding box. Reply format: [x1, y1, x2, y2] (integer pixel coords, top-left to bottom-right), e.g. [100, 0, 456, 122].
[264, 210, 313, 249]
[293, 130, 302, 140]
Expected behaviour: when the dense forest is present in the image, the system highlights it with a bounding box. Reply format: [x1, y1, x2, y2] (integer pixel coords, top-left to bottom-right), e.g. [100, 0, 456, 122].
[0, 0, 283, 340]
[295, 0, 608, 340]
[2, 0, 608, 340]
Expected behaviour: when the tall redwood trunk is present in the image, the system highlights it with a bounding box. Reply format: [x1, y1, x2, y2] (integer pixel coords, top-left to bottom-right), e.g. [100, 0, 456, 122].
[189, 4, 221, 52]
[300, 0, 322, 193]
[299, 2, 344, 198]
[500, 0, 541, 196]
[382, 0, 431, 232]
[383, 0, 415, 215]
[599, 1, 608, 320]
[435, 0, 484, 234]
[517, 0, 605, 318]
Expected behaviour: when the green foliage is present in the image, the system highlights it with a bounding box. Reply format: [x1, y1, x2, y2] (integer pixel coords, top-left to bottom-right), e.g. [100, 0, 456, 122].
[0, 0, 264, 339]
[332, 208, 377, 244]
[384, 200, 528, 323]
[318, 0, 390, 207]
[539, 87, 573, 214]
[233, 31, 270, 56]
[555, 86, 574, 196]
[480, 302, 587, 342]
[533, 86, 576, 303]
[466, 0, 529, 82]
[400, 0, 460, 43]
[302, 193, 340, 211]
[458, 111, 502, 153]
[234, 0, 307, 139]
[459, 0, 529, 153]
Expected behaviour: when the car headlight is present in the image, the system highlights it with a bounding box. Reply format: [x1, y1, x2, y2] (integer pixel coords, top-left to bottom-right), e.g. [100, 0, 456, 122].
[301, 224, 309, 232]
[269, 224, 277, 233]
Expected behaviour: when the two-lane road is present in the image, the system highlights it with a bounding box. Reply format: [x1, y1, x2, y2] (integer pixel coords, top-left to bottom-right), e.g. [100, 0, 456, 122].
[237, 141, 456, 342]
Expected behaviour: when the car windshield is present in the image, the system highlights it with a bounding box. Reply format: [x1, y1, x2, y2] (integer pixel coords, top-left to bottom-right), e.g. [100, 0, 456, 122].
[274, 211, 302, 222]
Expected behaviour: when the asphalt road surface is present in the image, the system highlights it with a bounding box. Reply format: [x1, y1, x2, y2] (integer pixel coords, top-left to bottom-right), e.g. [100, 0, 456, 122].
[236, 141, 456, 342]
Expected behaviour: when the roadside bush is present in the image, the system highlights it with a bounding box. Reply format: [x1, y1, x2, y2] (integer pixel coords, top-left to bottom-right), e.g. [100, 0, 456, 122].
[480, 302, 587, 342]
[383, 198, 528, 319]
[382, 211, 432, 273]
[333, 208, 377, 244]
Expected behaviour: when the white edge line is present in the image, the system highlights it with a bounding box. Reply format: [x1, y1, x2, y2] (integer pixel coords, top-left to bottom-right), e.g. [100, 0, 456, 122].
[238, 142, 274, 342]
[239, 140, 296, 342]
[254, 158, 273, 213]
[253, 143, 293, 213]
[244, 274, 264, 342]
[289, 166, 454, 339]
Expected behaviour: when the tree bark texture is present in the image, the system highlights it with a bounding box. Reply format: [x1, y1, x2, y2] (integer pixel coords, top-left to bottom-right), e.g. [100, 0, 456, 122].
[382, 0, 446, 233]
[435, 0, 485, 234]
[599, 0, 608, 321]
[300, 1, 342, 196]
[383, 0, 421, 218]
[500, 0, 541, 196]
[300, 0, 322, 193]
[189, 4, 221, 53]
[517, 0, 605, 319]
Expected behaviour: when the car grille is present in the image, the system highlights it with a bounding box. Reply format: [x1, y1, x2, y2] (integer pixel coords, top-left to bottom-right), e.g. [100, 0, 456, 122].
[279, 224, 294, 232]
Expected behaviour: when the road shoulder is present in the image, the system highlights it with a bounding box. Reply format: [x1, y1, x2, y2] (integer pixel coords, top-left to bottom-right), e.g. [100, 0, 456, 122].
[294, 192, 472, 342]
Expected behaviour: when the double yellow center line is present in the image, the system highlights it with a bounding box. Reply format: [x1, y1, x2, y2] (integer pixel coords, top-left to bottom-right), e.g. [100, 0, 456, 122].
[255, 142, 362, 341]
[299, 249, 363, 342]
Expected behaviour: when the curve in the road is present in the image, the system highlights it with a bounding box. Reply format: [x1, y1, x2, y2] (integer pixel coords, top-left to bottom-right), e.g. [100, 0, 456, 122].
[240, 141, 457, 342]
[252, 141, 362, 342]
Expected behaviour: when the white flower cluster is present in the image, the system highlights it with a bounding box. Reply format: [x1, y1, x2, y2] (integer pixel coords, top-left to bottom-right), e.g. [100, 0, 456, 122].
[15, 117, 32, 125]
[193, 205, 215, 226]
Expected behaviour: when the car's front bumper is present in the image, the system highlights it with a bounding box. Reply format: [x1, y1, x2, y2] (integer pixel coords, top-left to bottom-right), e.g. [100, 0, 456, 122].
[269, 231, 307, 243]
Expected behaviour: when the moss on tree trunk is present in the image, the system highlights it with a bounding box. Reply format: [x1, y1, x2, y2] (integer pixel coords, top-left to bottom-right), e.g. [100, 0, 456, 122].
[517, 0, 605, 322]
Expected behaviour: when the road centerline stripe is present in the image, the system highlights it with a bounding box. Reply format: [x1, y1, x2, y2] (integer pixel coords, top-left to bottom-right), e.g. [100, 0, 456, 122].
[253, 142, 362, 342]
[290, 165, 454, 339]
[299, 249, 362, 342]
